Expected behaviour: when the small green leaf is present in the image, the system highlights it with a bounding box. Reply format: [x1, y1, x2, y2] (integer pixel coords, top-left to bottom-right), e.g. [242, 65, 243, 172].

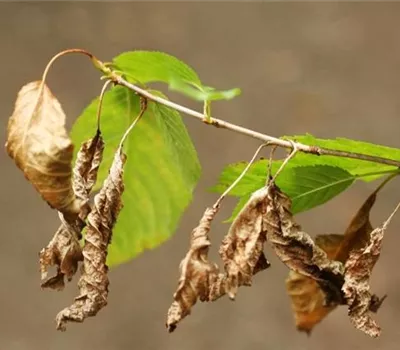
[112, 50, 240, 102]
[70, 86, 201, 266]
[222, 165, 355, 222]
[169, 79, 241, 102]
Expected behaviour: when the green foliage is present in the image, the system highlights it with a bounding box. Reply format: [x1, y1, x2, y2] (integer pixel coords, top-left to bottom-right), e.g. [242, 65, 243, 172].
[70, 86, 201, 266]
[113, 51, 202, 87]
[113, 50, 241, 102]
[169, 79, 241, 102]
[72, 51, 400, 265]
[284, 134, 400, 181]
[213, 135, 400, 222]
[217, 164, 356, 222]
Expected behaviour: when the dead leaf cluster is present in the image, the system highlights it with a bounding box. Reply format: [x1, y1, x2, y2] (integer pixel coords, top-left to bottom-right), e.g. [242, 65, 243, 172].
[167, 174, 398, 338]
[6, 80, 131, 331]
[6, 78, 399, 338]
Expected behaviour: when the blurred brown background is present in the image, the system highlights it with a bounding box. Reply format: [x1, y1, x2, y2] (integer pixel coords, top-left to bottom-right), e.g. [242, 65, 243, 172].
[1, 2, 400, 350]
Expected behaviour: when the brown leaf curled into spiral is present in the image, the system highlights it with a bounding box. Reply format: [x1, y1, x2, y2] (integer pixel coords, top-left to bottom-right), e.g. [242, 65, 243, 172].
[56, 149, 125, 331]
[167, 190, 271, 332]
[40, 132, 105, 290]
[265, 182, 345, 305]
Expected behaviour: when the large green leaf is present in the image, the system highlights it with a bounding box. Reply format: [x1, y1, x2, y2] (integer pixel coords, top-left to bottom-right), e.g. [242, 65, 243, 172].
[70, 86, 201, 266]
[112, 50, 241, 102]
[223, 165, 356, 222]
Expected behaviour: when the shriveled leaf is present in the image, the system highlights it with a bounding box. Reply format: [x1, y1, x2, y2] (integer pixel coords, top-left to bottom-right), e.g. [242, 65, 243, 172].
[56, 149, 126, 331]
[265, 182, 345, 305]
[216, 164, 355, 221]
[167, 207, 221, 332]
[219, 188, 271, 299]
[334, 190, 376, 262]
[6, 81, 81, 216]
[40, 219, 84, 290]
[342, 201, 400, 338]
[40, 132, 105, 289]
[70, 87, 201, 266]
[166, 199, 270, 332]
[285, 181, 386, 334]
[286, 234, 344, 334]
[71, 131, 105, 211]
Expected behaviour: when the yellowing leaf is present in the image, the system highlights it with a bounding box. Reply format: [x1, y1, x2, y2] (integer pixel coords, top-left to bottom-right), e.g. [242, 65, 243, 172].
[6, 81, 81, 216]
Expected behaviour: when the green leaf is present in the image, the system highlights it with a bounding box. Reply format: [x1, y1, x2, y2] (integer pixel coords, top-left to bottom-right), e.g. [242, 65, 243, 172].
[112, 50, 240, 102]
[223, 165, 355, 222]
[113, 51, 202, 87]
[70, 86, 201, 266]
[213, 134, 400, 199]
[283, 134, 400, 181]
[278, 165, 355, 214]
[169, 79, 241, 102]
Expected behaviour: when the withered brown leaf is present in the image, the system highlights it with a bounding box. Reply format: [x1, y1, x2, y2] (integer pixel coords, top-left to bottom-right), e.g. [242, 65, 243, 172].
[266, 182, 344, 305]
[343, 201, 400, 338]
[167, 187, 273, 332]
[40, 132, 105, 290]
[219, 187, 271, 300]
[6, 81, 81, 216]
[334, 191, 376, 262]
[285, 234, 344, 334]
[55, 149, 126, 331]
[166, 207, 221, 332]
[285, 185, 385, 335]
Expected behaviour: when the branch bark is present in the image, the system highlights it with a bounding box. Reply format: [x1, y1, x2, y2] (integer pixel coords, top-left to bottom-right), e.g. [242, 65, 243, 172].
[109, 73, 400, 168]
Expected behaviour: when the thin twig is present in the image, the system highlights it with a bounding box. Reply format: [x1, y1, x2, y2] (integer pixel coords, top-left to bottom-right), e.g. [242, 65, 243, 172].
[119, 97, 148, 148]
[270, 140, 298, 184]
[213, 142, 270, 208]
[96, 79, 113, 131]
[109, 73, 400, 168]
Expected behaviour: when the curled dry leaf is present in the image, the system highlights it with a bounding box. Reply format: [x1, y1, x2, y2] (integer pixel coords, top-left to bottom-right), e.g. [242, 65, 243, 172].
[334, 191, 376, 262]
[56, 149, 126, 331]
[219, 187, 271, 300]
[167, 188, 272, 332]
[40, 132, 105, 290]
[6, 81, 81, 216]
[266, 182, 345, 305]
[285, 234, 344, 334]
[343, 201, 400, 338]
[285, 184, 385, 335]
[166, 206, 221, 332]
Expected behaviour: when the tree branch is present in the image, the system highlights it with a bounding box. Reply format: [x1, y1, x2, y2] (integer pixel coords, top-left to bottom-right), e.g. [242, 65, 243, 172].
[110, 73, 400, 168]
